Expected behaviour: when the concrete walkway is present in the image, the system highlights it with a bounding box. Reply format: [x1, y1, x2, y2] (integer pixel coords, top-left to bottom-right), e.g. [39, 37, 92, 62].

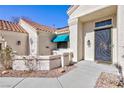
[0, 61, 117, 88]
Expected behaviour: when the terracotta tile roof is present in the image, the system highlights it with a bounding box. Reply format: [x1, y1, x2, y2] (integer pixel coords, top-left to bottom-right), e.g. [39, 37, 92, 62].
[22, 19, 56, 33]
[0, 20, 27, 33]
[56, 26, 69, 34]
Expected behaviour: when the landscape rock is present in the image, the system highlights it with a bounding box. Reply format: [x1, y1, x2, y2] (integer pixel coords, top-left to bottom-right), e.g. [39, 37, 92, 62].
[2, 70, 9, 75]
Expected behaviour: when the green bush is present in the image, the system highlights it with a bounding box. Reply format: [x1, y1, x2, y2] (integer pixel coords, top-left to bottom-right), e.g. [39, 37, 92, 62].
[0, 46, 13, 70]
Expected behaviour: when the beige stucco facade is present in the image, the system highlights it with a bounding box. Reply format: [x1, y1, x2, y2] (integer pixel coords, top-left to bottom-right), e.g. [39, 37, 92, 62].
[0, 19, 69, 56]
[38, 31, 57, 55]
[68, 5, 124, 67]
[0, 31, 28, 55]
[19, 19, 57, 55]
[19, 19, 38, 55]
[117, 6, 124, 68]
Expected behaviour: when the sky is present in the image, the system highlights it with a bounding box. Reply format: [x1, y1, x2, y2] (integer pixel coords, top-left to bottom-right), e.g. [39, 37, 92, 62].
[0, 5, 70, 28]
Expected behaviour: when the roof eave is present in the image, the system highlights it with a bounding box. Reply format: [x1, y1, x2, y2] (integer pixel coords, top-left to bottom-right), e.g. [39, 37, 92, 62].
[67, 5, 79, 16]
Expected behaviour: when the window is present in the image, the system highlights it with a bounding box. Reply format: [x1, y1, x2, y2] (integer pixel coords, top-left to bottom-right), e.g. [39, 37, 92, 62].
[57, 42, 67, 49]
[17, 41, 21, 46]
[95, 19, 112, 27]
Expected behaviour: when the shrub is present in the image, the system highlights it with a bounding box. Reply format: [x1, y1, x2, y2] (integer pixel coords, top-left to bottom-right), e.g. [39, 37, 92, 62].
[0, 46, 13, 70]
[23, 56, 38, 72]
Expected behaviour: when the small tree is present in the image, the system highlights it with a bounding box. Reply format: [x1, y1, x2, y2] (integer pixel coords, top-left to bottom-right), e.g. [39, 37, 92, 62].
[0, 46, 13, 70]
[114, 63, 124, 87]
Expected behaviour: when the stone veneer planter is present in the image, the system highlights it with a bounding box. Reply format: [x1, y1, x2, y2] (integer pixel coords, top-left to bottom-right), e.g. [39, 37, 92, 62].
[13, 55, 61, 71]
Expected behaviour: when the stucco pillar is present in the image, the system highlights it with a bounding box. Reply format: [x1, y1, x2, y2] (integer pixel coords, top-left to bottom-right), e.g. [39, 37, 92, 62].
[19, 19, 38, 56]
[117, 6, 124, 72]
[68, 18, 83, 62]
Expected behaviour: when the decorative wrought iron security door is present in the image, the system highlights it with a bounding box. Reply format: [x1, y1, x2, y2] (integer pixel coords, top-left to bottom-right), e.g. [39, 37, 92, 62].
[95, 28, 111, 62]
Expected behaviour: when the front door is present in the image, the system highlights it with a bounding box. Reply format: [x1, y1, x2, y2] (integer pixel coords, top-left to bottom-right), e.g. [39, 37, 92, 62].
[95, 28, 111, 62]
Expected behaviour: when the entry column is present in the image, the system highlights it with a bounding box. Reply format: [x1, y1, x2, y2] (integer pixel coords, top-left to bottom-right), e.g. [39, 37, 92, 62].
[117, 6, 124, 72]
[68, 18, 83, 62]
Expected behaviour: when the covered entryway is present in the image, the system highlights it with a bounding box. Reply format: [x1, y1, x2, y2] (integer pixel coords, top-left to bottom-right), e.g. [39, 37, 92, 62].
[95, 28, 112, 62]
[68, 5, 117, 63]
[81, 7, 116, 63]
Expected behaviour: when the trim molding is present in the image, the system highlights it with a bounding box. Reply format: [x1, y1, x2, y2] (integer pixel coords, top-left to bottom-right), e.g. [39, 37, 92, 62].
[68, 18, 79, 26]
[67, 5, 79, 16]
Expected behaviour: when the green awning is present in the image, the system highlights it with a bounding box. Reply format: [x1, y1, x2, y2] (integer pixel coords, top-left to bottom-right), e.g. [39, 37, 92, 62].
[52, 34, 69, 43]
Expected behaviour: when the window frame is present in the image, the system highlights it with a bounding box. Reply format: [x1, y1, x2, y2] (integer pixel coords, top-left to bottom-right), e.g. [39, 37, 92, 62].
[94, 19, 113, 30]
[95, 19, 112, 27]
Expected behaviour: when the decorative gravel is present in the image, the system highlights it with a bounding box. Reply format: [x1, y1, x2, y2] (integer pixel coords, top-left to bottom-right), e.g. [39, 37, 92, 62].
[0, 65, 76, 78]
[95, 72, 124, 88]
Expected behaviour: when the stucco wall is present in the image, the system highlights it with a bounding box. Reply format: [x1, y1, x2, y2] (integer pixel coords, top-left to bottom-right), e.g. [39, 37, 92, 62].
[38, 31, 57, 55]
[69, 18, 78, 62]
[117, 6, 124, 68]
[78, 20, 84, 60]
[83, 21, 95, 61]
[19, 19, 57, 56]
[0, 31, 28, 55]
[69, 5, 110, 19]
[19, 19, 38, 55]
[69, 18, 83, 62]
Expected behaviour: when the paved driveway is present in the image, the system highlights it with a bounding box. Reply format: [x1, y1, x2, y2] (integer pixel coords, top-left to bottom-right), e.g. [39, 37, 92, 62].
[0, 61, 117, 88]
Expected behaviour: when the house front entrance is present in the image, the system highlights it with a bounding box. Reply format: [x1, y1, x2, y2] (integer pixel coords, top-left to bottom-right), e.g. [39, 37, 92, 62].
[95, 28, 112, 63]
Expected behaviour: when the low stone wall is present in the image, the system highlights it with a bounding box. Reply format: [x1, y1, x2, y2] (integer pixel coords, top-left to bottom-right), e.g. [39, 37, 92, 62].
[64, 52, 73, 65]
[13, 55, 61, 71]
[61, 53, 70, 67]
[53, 49, 73, 67]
